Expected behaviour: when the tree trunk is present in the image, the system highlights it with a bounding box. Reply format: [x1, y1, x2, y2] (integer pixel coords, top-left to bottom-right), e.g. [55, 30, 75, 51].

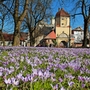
[13, 22, 21, 46]
[82, 19, 88, 47]
[30, 32, 35, 46]
[2, 34, 5, 46]
[0, 30, 5, 46]
[13, 32, 20, 46]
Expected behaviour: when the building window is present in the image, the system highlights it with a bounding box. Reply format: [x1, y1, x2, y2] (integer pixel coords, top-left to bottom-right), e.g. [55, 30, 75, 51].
[62, 23, 64, 25]
[62, 18, 64, 20]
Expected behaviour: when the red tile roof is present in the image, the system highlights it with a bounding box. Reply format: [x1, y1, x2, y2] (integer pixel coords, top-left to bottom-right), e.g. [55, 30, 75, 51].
[3, 33, 13, 41]
[45, 30, 56, 39]
[56, 8, 70, 17]
[2, 32, 28, 41]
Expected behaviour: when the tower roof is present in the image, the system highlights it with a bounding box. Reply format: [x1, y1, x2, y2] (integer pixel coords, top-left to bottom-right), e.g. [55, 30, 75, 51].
[56, 8, 70, 17]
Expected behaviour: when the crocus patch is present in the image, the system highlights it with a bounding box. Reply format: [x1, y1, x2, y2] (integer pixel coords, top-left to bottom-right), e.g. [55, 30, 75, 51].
[0, 47, 90, 90]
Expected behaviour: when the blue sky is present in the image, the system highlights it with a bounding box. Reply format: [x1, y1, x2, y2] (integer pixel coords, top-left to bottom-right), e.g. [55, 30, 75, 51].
[51, 0, 84, 30]
[1, 0, 84, 34]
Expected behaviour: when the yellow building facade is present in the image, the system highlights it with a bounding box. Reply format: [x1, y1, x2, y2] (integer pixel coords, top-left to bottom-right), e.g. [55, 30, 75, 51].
[55, 8, 71, 47]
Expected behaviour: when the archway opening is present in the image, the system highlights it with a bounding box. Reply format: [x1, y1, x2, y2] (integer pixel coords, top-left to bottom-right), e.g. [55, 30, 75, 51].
[60, 41, 68, 48]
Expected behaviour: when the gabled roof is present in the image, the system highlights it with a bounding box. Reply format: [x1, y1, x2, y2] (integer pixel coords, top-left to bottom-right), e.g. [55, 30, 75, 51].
[72, 27, 83, 34]
[44, 30, 56, 39]
[56, 8, 70, 17]
[72, 27, 83, 31]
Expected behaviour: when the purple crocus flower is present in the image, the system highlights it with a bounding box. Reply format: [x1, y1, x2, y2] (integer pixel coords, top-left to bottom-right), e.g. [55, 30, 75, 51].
[26, 74, 31, 81]
[4, 78, 11, 84]
[24, 76, 29, 82]
[0, 71, 3, 76]
[59, 77, 63, 82]
[20, 76, 25, 82]
[38, 70, 43, 77]
[16, 73, 23, 79]
[0, 67, 4, 71]
[68, 61, 81, 71]
[81, 83, 85, 88]
[64, 74, 74, 80]
[26, 74, 34, 82]
[84, 76, 90, 82]
[26, 57, 31, 64]
[8, 67, 14, 74]
[11, 77, 19, 86]
[44, 70, 50, 79]
[60, 87, 66, 90]
[32, 69, 38, 76]
[51, 76, 56, 82]
[53, 84, 58, 90]
[68, 81, 74, 87]
[78, 76, 85, 82]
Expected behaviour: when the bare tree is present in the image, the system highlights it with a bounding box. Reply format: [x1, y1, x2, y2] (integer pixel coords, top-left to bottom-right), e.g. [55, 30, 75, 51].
[81, 0, 90, 47]
[1, 0, 52, 46]
[12, 0, 28, 46]
[1, 0, 29, 46]
[0, 2, 9, 46]
[58, 0, 90, 47]
[24, 0, 52, 46]
[0, 15, 5, 46]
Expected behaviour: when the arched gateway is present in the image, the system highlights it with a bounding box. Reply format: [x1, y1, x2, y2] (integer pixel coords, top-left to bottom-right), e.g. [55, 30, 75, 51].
[56, 31, 69, 47]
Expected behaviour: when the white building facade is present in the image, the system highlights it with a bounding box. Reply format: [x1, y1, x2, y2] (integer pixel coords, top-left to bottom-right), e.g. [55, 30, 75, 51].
[72, 27, 84, 43]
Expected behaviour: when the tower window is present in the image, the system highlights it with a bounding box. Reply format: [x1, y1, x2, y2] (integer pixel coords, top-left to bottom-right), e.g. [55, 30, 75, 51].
[62, 23, 64, 25]
[62, 18, 64, 20]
